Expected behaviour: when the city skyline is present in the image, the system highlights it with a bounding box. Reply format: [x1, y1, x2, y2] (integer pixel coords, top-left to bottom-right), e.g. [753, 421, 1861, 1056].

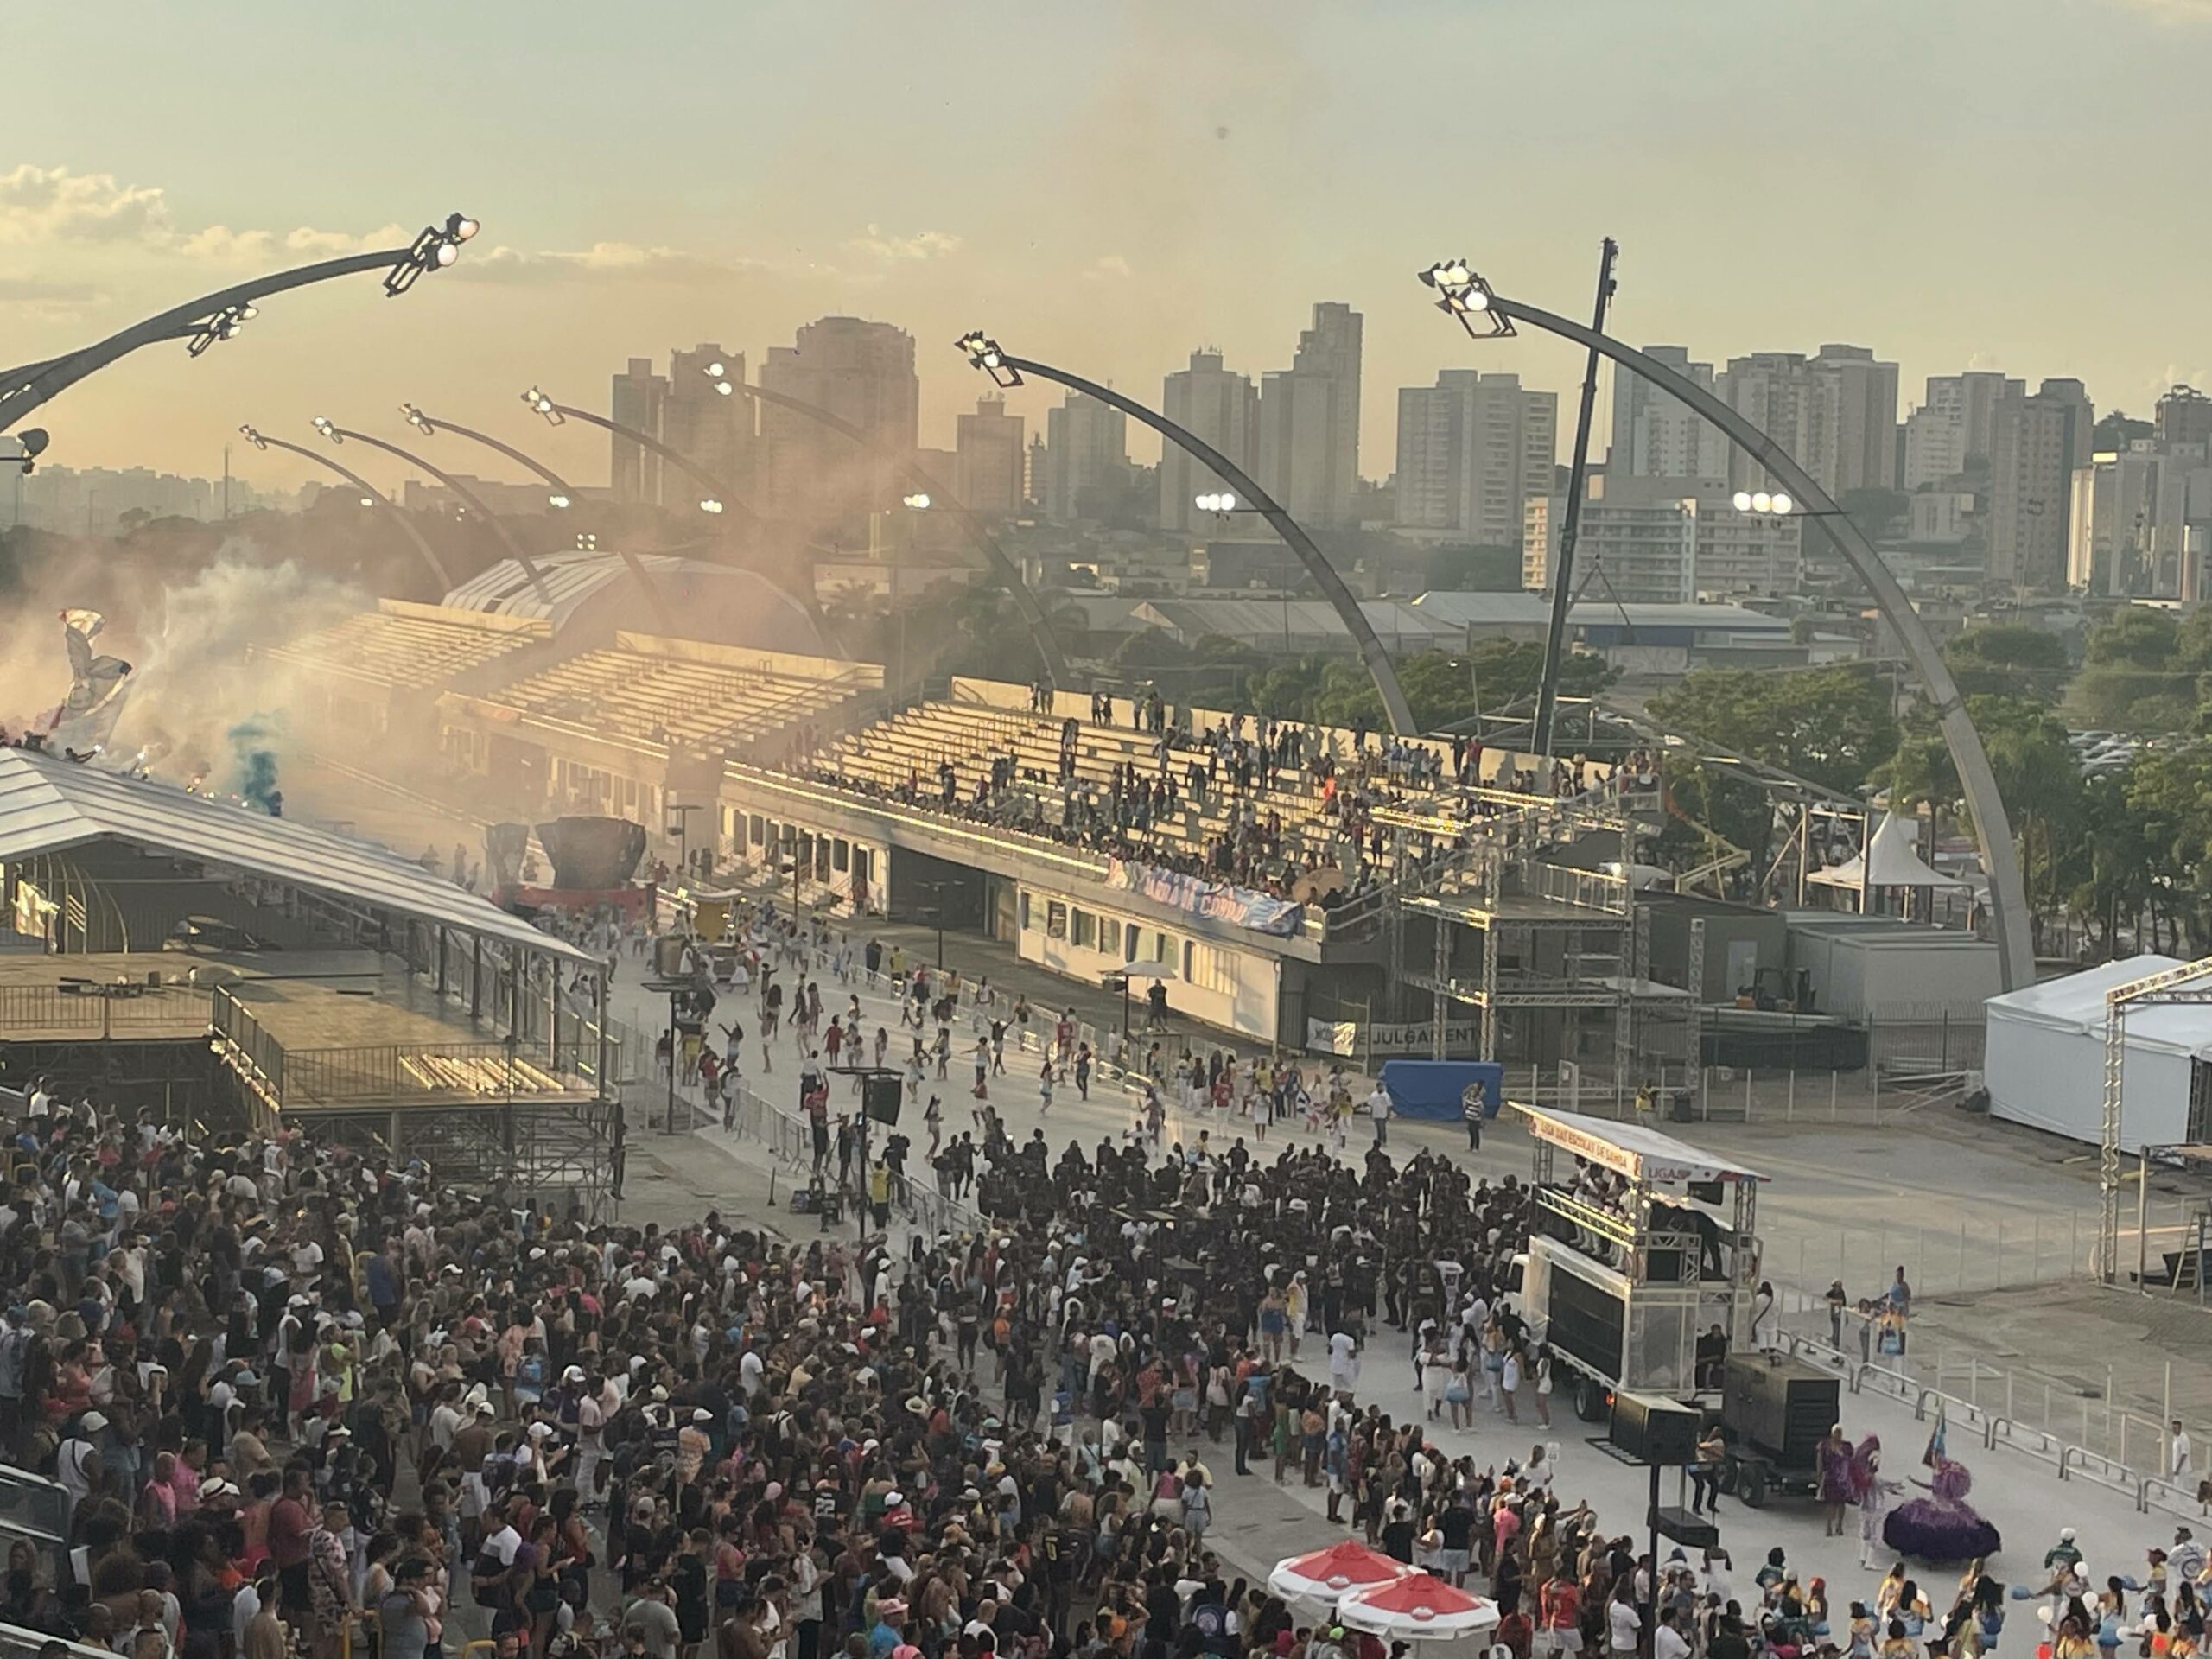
[3, 0, 2209, 493]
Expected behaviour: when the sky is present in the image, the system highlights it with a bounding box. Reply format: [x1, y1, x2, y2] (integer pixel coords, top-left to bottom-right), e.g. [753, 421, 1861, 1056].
[4, 0, 2209, 496]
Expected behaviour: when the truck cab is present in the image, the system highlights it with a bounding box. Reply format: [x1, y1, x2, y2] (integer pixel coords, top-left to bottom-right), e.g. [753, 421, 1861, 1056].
[1513, 1107, 1766, 1423]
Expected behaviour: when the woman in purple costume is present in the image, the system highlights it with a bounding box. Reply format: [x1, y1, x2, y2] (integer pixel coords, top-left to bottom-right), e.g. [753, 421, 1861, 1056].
[1884, 1456, 2004, 1564]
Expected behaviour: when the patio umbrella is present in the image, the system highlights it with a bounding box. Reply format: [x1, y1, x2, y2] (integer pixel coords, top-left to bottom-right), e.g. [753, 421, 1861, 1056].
[1103, 956, 1177, 1036]
[1267, 1541, 1415, 1605]
[1337, 1576, 1502, 1643]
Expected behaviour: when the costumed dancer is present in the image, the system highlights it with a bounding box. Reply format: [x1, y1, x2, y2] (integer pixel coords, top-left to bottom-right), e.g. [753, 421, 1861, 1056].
[1854, 1433, 1905, 1570]
[1886, 1435, 2004, 1563]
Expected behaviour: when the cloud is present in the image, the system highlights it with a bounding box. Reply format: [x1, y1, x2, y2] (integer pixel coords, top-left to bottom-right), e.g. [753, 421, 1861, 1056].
[0, 276, 103, 303]
[455, 240, 764, 284]
[0, 163, 172, 245]
[844, 225, 963, 264]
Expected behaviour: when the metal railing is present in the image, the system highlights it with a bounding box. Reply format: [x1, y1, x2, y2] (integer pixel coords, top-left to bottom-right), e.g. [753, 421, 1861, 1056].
[0, 982, 215, 1037]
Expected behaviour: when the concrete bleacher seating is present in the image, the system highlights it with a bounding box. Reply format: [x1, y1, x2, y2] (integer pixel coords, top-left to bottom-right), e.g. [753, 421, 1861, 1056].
[269, 605, 539, 691]
[484, 645, 866, 755]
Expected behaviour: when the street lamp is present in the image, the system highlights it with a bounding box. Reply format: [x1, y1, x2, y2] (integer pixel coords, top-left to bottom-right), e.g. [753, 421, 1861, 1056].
[1732, 490, 1796, 516]
[955, 333, 1022, 388]
[902, 493, 931, 511]
[957, 332, 1414, 734]
[383, 212, 480, 296]
[1417, 261, 1516, 339]
[185, 303, 257, 359]
[699, 498, 725, 515]
[1194, 491, 1240, 515]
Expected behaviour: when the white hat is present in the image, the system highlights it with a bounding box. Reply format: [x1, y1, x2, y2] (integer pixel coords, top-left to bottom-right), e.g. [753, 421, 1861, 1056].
[562, 1366, 587, 1383]
[79, 1411, 108, 1433]
[692, 1408, 713, 1422]
[527, 1422, 555, 1439]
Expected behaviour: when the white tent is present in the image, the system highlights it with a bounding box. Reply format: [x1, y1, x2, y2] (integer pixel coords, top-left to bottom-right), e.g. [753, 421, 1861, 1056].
[1807, 811, 1969, 892]
[1984, 954, 2204, 1152]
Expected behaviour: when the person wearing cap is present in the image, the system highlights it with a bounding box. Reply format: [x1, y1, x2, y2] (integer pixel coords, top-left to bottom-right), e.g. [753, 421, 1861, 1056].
[56, 1410, 105, 1516]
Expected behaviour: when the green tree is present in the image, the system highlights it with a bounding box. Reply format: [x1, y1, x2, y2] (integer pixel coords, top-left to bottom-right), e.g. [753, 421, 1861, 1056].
[1648, 663, 1900, 797]
[2068, 607, 2192, 731]
[1944, 625, 2071, 702]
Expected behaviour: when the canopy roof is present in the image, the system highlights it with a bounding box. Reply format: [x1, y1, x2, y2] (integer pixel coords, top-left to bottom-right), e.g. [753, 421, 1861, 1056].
[1986, 953, 2212, 1057]
[1516, 1105, 1767, 1186]
[0, 748, 591, 963]
[1807, 810, 1968, 891]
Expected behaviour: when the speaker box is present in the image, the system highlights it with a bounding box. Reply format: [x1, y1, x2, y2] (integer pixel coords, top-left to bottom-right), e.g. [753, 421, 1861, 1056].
[1610, 1389, 1701, 1465]
[862, 1074, 903, 1125]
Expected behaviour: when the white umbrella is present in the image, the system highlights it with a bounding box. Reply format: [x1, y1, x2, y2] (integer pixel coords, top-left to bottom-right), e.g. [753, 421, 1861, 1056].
[1337, 1576, 1502, 1643]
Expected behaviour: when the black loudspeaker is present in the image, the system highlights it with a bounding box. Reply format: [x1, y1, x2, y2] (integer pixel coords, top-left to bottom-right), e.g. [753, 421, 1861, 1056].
[862, 1075, 903, 1126]
[1610, 1389, 1701, 1465]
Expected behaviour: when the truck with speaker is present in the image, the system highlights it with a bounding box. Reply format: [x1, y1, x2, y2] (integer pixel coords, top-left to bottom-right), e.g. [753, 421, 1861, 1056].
[1509, 1106, 1770, 1426]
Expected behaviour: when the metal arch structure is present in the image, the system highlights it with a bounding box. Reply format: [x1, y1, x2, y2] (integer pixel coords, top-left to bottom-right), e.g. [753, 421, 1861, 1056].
[1, 234, 459, 434]
[1468, 290, 2036, 995]
[2100, 956, 2212, 1284]
[315, 423, 556, 607]
[986, 352, 1414, 734]
[710, 377, 1073, 690]
[237, 429, 454, 591]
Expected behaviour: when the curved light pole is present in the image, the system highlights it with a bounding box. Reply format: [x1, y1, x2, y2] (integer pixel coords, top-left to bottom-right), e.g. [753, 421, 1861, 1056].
[1415, 262, 2034, 993]
[236, 423, 454, 591]
[309, 417, 554, 606]
[512, 390, 761, 528]
[955, 334, 1411, 733]
[1, 213, 479, 434]
[690, 362, 1072, 689]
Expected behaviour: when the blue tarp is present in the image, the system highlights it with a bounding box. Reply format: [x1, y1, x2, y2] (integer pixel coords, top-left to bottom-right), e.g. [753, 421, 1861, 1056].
[1378, 1059, 1505, 1122]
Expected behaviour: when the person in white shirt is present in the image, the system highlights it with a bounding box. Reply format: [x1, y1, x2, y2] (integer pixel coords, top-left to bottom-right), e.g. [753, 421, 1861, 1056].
[1366, 1085, 1392, 1146]
[1653, 1606, 1690, 1659]
[2172, 1421, 2193, 1480]
[1606, 1588, 1642, 1658]
[1328, 1330, 1359, 1392]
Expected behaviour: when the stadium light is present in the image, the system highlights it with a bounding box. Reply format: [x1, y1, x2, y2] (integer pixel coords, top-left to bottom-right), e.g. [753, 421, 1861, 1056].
[1195, 492, 1239, 514]
[699, 498, 724, 514]
[956, 331, 1022, 389]
[400, 402, 436, 435]
[1, 429, 49, 474]
[902, 493, 931, 510]
[311, 416, 340, 444]
[383, 211, 481, 297]
[1417, 259, 1515, 339]
[548, 493, 571, 510]
[185, 302, 257, 359]
[521, 386, 563, 426]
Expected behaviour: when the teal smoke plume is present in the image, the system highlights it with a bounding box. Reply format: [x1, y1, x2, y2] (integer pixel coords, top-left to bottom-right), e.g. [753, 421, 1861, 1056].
[227, 718, 281, 813]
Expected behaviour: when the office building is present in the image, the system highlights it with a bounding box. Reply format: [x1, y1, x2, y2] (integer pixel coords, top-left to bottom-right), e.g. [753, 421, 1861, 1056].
[955, 396, 1027, 516]
[1394, 369, 1557, 549]
[1160, 349, 1257, 534]
[1039, 391, 1129, 522]
[1607, 346, 1728, 484]
[609, 358, 669, 505]
[1256, 302, 1363, 528]
[1594, 474, 1802, 598]
[1718, 344, 1898, 498]
[662, 345, 754, 508]
[1902, 372, 2024, 490]
[10, 465, 220, 535]
[758, 317, 919, 523]
[1989, 378, 2094, 592]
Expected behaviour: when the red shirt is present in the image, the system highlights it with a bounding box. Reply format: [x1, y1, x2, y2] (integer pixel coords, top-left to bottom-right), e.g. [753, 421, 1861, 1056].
[267, 1494, 310, 1567]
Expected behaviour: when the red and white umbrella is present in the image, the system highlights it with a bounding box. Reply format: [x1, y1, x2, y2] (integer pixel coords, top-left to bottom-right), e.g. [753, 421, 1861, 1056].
[1338, 1575, 1502, 1643]
[1267, 1541, 1415, 1605]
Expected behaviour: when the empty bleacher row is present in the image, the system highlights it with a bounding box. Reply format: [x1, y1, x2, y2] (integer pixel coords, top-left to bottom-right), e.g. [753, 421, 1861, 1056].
[474, 641, 868, 756]
[266, 601, 544, 691]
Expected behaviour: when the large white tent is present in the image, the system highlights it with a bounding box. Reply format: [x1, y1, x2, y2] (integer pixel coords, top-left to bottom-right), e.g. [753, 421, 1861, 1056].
[1984, 954, 2206, 1152]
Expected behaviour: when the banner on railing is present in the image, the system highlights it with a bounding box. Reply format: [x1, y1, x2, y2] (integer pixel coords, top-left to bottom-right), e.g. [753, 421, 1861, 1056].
[1305, 1019, 1483, 1058]
[1104, 859, 1305, 938]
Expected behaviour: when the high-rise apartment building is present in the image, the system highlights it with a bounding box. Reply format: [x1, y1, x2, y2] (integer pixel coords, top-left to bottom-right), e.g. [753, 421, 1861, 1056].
[1256, 302, 1363, 528]
[609, 357, 669, 505]
[1607, 346, 1728, 484]
[1598, 474, 1802, 597]
[1901, 372, 2024, 490]
[758, 316, 919, 522]
[1989, 378, 2094, 591]
[2069, 440, 2212, 596]
[1522, 493, 1700, 604]
[1393, 369, 1557, 549]
[1160, 349, 1257, 534]
[954, 396, 1027, 516]
[660, 345, 753, 509]
[1717, 345, 1898, 498]
[1040, 391, 1129, 522]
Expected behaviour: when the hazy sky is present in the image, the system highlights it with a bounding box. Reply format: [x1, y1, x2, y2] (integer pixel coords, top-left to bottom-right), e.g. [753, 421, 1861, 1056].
[5, 0, 2209, 496]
